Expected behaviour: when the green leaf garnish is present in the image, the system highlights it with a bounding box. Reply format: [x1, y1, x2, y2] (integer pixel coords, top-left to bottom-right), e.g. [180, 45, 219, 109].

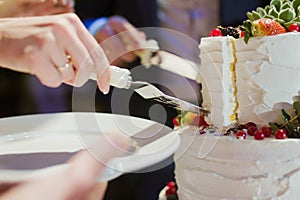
[252, 11, 262, 20]
[293, 101, 300, 114]
[282, 108, 291, 121]
[269, 122, 280, 133]
[281, 1, 292, 9]
[292, 0, 300, 12]
[257, 7, 267, 16]
[271, 0, 282, 11]
[293, 101, 300, 123]
[269, 7, 280, 17]
[279, 7, 296, 21]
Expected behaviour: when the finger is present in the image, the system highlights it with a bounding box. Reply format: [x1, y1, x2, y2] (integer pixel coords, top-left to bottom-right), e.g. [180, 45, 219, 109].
[26, 48, 62, 87]
[52, 14, 94, 87]
[17, 0, 47, 3]
[34, 5, 73, 16]
[51, 0, 74, 6]
[71, 15, 111, 94]
[98, 24, 136, 63]
[34, 59, 62, 87]
[43, 36, 75, 82]
[108, 16, 146, 50]
[0, 134, 131, 200]
[15, 1, 73, 17]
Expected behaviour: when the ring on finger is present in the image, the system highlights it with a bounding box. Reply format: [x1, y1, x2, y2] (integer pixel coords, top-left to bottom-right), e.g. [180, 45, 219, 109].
[58, 55, 72, 72]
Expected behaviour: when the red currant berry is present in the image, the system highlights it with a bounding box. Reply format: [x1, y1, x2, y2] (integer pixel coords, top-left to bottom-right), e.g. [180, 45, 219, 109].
[261, 126, 272, 137]
[236, 130, 246, 140]
[254, 130, 264, 140]
[240, 31, 245, 37]
[198, 116, 209, 128]
[274, 129, 287, 139]
[247, 126, 257, 136]
[165, 188, 177, 196]
[173, 117, 179, 127]
[167, 182, 176, 190]
[289, 23, 300, 32]
[209, 28, 222, 37]
[244, 122, 257, 129]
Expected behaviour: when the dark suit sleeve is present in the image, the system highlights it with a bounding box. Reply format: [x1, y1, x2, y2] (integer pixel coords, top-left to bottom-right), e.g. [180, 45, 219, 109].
[74, 0, 159, 27]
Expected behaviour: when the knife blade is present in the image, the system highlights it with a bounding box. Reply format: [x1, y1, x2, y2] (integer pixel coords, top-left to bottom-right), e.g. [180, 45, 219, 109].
[148, 50, 202, 83]
[136, 39, 202, 83]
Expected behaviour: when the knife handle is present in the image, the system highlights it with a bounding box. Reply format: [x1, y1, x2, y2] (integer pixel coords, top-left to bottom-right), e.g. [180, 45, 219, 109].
[89, 66, 132, 89]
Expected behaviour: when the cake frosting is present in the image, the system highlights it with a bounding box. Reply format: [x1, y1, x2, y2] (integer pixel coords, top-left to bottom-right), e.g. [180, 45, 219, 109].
[174, 127, 300, 200]
[200, 32, 300, 130]
[172, 1, 300, 199]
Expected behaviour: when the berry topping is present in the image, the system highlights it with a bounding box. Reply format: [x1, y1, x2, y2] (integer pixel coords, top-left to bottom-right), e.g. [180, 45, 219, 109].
[173, 117, 179, 127]
[165, 187, 176, 195]
[254, 130, 265, 140]
[218, 26, 241, 39]
[167, 181, 176, 190]
[247, 126, 257, 136]
[236, 130, 246, 140]
[209, 28, 222, 37]
[287, 126, 300, 138]
[261, 126, 272, 138]
[269, 101, 300, 139]
[165, 181, 178, 199]
[182, 112, 209, 128]
[274, 129, 287, 139]
[288, 23, 300, 32]
[240, 0, 300, 43]
[244, 122, 257, 129]
[252, 18, 287, 37]
[240, 31, 245, 37]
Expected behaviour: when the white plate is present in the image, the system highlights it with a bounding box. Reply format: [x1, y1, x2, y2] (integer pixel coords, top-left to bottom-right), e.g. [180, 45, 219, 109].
[0, 112, 180, 182]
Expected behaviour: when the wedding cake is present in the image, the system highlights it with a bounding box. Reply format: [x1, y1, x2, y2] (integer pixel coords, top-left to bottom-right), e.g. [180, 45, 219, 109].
[172, 0, 300, 199]
[200, 32, 300, 130]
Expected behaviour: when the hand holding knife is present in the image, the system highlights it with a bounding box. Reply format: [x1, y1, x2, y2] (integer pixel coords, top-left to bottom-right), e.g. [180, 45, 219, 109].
[89, 66, 209, 116]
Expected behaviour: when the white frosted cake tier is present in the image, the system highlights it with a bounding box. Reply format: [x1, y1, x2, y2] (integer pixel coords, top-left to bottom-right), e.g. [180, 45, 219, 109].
[174, 127, 300, 199]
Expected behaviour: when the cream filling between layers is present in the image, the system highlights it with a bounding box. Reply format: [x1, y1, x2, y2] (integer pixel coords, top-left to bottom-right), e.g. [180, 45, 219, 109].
[200, 36, 238, 130]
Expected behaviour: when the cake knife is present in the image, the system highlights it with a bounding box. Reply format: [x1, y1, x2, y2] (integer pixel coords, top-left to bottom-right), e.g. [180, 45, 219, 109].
[137, 39, 202, 83]
[89, 66, 209, 116]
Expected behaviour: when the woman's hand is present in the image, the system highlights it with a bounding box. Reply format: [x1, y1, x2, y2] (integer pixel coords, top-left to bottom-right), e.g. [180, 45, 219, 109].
[0, 0, 74, 18]
[0, 13, 111, 94]
[94, 16, 147, 66]
[0, 133, 131, 200]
